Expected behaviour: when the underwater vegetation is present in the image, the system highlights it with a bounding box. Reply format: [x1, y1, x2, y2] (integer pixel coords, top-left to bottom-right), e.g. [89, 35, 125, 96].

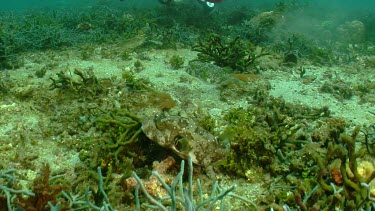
[168, 55, 185, 70]
[272, 33, 335, 66]
[285, 124, 375, 210]
[0, 0, 375, 210]
[49, 67, 107, 98]
[220, 97, 331, 178]
[132, 155, 257, 210]
[193, 34, 268, 72]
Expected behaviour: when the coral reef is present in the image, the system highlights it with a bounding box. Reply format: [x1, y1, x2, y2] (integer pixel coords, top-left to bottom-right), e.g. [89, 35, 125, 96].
[0, 169, 34, 210]
[295, 126, 375, 210]
[125, 156, 177, 200]
[16, 164, 69, 210]
[220, 97, 330, 178]
[131, 155, 256, 210]
[0, 1, 374, 210]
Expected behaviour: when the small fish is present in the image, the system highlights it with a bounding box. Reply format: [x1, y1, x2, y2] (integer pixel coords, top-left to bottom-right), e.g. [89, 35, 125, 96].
[142, 113, 228, 167]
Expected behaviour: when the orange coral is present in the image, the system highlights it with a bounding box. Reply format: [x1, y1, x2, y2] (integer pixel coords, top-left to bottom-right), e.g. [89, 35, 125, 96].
[16, 164, 69, 210]
[328, 159, 343, 184]
[125, 156, 177, 198]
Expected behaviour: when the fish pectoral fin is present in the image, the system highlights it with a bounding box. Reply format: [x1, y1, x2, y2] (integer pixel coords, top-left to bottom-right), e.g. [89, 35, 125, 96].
[210, 158, 227, 167]
[189, 152, 199, 164]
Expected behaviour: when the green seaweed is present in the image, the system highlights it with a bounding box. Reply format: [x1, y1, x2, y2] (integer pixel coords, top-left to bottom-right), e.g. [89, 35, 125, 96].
[168, 55, 185, 70]
[80, 110, 143, 175]
[222, 106, 298, 177]
[193, 34, 268, 72]
[49, 67, 106, 97]
[296, 126, 375, 210]
[220, 95, 333, 183]
[320, 80, 354, 101]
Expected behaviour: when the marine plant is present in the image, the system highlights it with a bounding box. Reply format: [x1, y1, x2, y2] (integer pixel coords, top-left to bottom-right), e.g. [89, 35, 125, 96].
[168, 55, 185, 70]
[133, 60, 144, 72]
[0, 6, 149, 62]
[272, 33, 334, 66]
[218, 75, 271, 101]
[185, 61, 228, 83]
[16, 164, 69, 210]
[320, 80, 354, 101]
[121, 70, 151, 91]
[354, 79, 375, 104]
[1, 165, 117, 210]
[132, 155, 257, 210]
[221, 106, 285, 177]
[193, 34, 268, 72]
[0, 169, 35, 210]
[49, 67, 106, 97]
[361, 118, 375, 155]
[221, 97, 331, 179]
[80, 109, 143, 176]
[0, 71, 10, 95]
[0, 35, 8, 69]
[295, 126, 375, 210]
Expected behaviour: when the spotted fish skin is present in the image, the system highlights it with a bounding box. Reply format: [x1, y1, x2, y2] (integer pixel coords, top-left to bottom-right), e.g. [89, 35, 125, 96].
[142, 113, 228, 167]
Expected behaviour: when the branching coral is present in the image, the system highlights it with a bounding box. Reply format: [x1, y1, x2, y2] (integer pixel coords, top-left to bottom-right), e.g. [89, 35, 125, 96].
[0, 169, 35, 210]
[131, 155, 257, 210]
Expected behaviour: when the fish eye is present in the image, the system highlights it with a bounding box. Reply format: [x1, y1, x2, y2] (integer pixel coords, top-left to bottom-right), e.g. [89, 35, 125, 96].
[154, 114, 167, 130]
[155, 120, 166, 130]
[174, 136, 190, 152]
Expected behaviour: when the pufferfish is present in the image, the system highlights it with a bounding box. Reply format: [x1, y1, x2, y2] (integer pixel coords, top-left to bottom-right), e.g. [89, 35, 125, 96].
[142, 113, 229, 168]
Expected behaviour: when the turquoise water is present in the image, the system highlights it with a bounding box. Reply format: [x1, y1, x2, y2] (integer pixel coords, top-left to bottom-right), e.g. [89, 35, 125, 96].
[0, 0, 159, 11]
[0, 0, 374, 210]
[1, 0, 375, 10]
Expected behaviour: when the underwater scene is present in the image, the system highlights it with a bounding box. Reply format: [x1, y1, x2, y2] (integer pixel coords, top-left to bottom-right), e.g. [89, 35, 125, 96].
[0, 0, 375, 210]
